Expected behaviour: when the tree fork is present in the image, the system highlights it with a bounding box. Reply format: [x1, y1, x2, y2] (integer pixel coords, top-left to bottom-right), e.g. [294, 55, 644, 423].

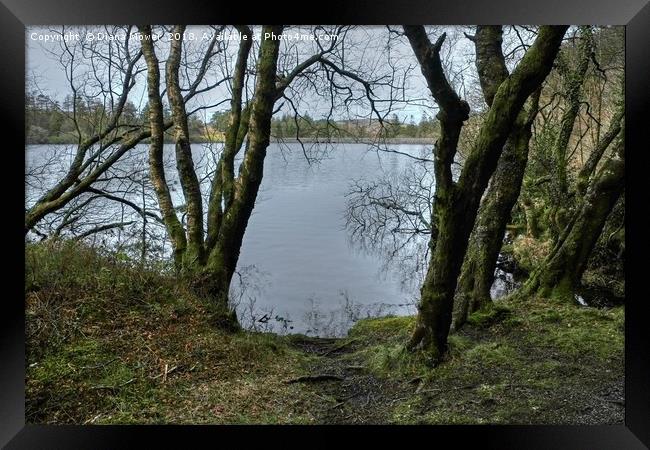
[404, 25, 567, 359]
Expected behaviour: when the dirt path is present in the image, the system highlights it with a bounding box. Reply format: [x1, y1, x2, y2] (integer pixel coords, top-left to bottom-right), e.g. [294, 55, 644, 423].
[287, 327, 624, 425]
[288, 336, 411, 424]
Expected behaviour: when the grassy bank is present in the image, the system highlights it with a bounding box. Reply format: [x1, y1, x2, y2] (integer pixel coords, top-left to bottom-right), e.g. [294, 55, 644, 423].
[25, 241, 624, 424]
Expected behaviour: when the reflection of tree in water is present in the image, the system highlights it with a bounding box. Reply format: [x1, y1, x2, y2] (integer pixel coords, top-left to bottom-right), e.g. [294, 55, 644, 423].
[345, 149, 434, 296]
[303, 290, 416, 338]
[228, 264, 289, 333]
[227, 268, 418, 337]
[345, 152, 522, 304]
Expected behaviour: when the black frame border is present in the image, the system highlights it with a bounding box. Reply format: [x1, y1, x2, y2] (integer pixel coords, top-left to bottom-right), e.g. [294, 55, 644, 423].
[2, 0, 649, 447]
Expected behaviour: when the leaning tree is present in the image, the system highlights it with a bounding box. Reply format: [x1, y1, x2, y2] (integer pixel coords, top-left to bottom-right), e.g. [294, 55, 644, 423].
[524, 92, 625, 301]
[451, 26, 543, 330]
[402, 25, 568, 360]
[25, 25, 225, 242]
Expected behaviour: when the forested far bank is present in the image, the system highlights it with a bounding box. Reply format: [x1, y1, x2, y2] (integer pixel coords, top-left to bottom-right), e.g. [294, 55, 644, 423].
[26, 93, 441, 144]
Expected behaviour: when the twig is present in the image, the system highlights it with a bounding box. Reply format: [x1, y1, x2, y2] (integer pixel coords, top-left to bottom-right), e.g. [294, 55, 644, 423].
[286, 374, 344, 384]
[418, 388, 442, 395]
[152, 365, 178, 380]
[390, 396, 411, 405]
[83, 413, 102, 425]
[330, 400, 347, 410]
[80, 358, 118, 371]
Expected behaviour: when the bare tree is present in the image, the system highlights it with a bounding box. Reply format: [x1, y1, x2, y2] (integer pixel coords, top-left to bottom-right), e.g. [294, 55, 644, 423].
[25, 26, 146, 233]
[139, 25, 399, 328]
[25, 26, 223, 240]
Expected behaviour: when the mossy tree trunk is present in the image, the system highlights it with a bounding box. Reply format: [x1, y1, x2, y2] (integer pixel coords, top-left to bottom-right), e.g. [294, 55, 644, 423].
[548, 26, 593, 237]
[575, 91, 624, 196]
[403, 25, 567, 360]
[140, 25, 284, 329]
[453, 92, 540, 330]
[520, 194, 542, 238]
[525, 129, 624, 301]
[199, 26, 283, 327]
[165, 25, 206, 270]
[140, 26, 188, 267]
[453, 27, 540, 330]
[140, 25, 334, 330]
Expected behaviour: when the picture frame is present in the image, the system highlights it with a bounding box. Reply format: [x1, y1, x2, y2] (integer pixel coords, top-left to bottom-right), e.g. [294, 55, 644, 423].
[2, 0, 648, 447]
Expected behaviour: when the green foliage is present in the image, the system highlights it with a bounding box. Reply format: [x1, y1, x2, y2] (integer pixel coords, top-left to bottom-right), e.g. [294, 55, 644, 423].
[511, 235, 552, 273]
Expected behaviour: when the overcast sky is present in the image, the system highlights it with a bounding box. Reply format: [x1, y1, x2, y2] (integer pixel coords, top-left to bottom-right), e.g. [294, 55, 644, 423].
[26, 25, 537, 123]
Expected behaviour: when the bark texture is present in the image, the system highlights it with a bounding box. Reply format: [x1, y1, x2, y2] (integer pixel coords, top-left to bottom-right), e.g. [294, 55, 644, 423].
[548, 27, 593, 235]
[403, 25, 567, 360]
[140, 25, 187, 266]
[139, 25, 284, 329]
[453, 90, 540, 330]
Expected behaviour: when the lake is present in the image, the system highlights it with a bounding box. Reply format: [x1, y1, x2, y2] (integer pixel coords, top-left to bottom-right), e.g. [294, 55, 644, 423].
[26, 143, 433, 335]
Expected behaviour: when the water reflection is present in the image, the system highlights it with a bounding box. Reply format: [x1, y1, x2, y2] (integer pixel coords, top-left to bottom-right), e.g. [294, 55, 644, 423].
[26, 143, 421, 336]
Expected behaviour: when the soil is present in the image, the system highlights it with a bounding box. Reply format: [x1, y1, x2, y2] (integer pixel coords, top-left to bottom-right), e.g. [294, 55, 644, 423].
[288, 336, 412, 424]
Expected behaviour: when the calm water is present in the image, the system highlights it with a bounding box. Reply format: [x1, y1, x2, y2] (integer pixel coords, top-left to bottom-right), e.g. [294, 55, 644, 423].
[237, 144, 422, 334]
[26, 143, 427, 335]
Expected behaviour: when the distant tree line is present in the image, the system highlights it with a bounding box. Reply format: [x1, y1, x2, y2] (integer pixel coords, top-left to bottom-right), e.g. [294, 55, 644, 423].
[26, 94, 206, 144]
[27, 95, 440, 144]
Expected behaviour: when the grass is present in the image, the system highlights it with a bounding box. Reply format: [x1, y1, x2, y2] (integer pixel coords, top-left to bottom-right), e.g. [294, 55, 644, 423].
[26, 240, 624, 425]
[26, 240, 318, 424]
[343, 296, 623, 424]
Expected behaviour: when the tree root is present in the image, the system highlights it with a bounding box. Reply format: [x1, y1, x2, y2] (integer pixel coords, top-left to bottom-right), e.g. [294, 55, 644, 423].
[286, 374, 344, 384]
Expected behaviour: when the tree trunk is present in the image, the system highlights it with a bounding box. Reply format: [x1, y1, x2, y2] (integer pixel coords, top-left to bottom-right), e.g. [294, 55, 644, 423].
[553, 26, 592, 198]
[453, 90, 539, 330]
[547, 27, 593, 240]
[139, 25, 341, 330]
[199, 25, 283, 327]
[139, 25, 187, 267]
[520, 194, 541, 238]
[404, 25, 567, 360]
[525, 133, 624, 301]
[140, 25, 283, 329]
[452, 27, 539, 330]
[166, 25, 205, 270]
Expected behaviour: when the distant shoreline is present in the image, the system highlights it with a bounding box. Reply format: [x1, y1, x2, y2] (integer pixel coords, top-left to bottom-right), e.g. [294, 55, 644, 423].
[26, 137, 436, 146]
